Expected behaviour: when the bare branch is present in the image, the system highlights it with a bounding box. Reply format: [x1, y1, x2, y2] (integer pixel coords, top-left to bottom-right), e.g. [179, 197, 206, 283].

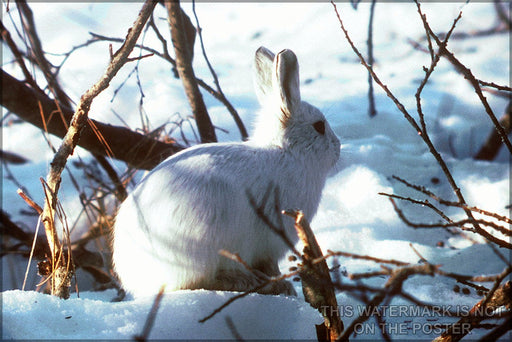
[17, 189, 42, 214]
[418, 6, 512, 156]
[388, 198, 512, 249]
[284, 210, 344, 341]
[390, 175, 511, 225]
[191, 0, 248, 140]
[87, 31, 244, 138]
[366, 0, 377, 117]
[331, 1, 418, 133]
[434, 268, 512, 342]
[92, 154, 127, 202]
[322, 249, 410, 267]
[135, 285, 166, 342]
[332, 0, 488, 249]
[379, 192, 455, 229]
[246, 186, 302, 258]
[39, 0, 157, 298]
[414, 0, 462, 139]
[224, 316, 244, 341]
[475, 101, 512, 160]
[219, 249, 269, 281]
[16, 0, 72, 109]
[478, 80, 512, 92]
[0, 20, 40, 92]
[198, 270, 299, 324]
[1, 70, 184, 170]
[165, 1, 217, 143]
[339, 263, 438, 341]
[479, 314, 512, 341]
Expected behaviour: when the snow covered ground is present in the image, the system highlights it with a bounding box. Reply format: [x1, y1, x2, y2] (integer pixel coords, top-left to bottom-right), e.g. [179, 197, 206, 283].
[2, 2, 510, 340]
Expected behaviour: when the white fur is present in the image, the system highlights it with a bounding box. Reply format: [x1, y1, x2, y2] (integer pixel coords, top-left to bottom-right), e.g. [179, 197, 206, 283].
[112, 47, 340, 297]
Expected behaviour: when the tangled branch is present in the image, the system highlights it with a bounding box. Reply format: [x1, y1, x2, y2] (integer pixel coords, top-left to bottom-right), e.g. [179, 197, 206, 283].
[378, 174, 512, 249]
[39, 0, 157, 298]
[331, 0, 508, 251]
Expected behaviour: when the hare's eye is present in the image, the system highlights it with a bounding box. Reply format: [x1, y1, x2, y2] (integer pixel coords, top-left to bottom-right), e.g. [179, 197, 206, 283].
[312, 120, 325, 135]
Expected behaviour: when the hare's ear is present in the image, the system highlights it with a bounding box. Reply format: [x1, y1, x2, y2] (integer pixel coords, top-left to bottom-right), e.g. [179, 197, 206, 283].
[254, 46, 275, 103]
[274, 49, 301, 116]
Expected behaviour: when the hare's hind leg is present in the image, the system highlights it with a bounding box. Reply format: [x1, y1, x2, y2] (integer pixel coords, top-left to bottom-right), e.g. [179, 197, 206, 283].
[207, 265, 296, 296]
[253, 260, 297, 296]
[206, 268, 263, 292]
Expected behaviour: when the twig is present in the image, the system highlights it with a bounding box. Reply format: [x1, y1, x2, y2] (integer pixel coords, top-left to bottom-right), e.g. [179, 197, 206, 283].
[219, 250, 269, 281]
[388, 198, 512, 249]
[225, 316, 245, 341]
[332, 264, 473, 319]
[22, 216, 42, 291]
[17, 189, 42, 214]
[475, 101, 511, 160]
[125, 53, 154, 63]
[414, 0, 461, 141]
[348, 269, 388, 281]
[419, 6, 512, 156]
[367, 0, 377, 117]
[332, 0, 491, 246]
[478, 314, 512, 341]
[17, 0, 72, 113]
[409, 37, 512, 97]
[92, 154, 127, 202]
[87, 31, 241, 132]
[379, 192, 455, 228]
[410, 3, 489, 239]
[246, 185, 302, 258]
[198, 270, 300, 323]
[0, 20, 40, 92]
[388, 175, 512, 226]
[331, 1, 420, 134]
[322, 250, 410, 267]
[135, 285, 165, 342]
[409, 242, 427, 263]
[90, 32, 172, 66]
[487, 241, 510, 267]
[379, 191, 481, 244]
[478, 80, 512, 93]
[434, 267, 512, 342]
[147, 14, 173, 62]
[338, 263, 438, 341]
[39, 178, 60, 267]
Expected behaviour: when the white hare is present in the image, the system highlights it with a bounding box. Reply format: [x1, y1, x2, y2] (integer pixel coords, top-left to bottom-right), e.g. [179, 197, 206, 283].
[112, 47, 340, 297]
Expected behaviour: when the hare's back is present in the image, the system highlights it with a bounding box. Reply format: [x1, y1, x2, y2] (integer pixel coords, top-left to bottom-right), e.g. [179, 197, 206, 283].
[133, 142, 289, 217]
[148, 142, 286, 187]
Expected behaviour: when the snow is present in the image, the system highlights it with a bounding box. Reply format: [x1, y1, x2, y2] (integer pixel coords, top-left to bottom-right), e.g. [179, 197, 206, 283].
[1, 2, 510, 341]
[2, 289, 320, 340]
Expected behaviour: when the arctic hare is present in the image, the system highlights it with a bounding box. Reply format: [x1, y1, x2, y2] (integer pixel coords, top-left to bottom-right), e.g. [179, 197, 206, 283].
[112, 47, 340, 297]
